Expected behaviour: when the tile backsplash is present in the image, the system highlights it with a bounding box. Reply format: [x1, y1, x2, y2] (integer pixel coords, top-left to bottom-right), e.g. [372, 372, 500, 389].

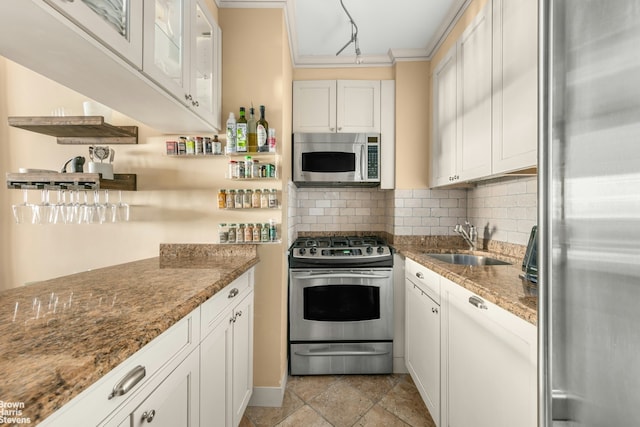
[288, 175, 537, 247]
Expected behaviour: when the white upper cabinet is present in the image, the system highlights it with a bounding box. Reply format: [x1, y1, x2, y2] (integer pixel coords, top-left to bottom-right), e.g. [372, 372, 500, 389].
[293, 80, 381, 133]
[43, 0, 143, 69]
[491, 0, 538, 173]
[456, 2, 493, 182]
[432, 45, 458, 188]
[144, 0, 222, 128]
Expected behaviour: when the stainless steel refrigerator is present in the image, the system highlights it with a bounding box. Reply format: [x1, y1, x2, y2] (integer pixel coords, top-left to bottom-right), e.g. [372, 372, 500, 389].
[539, 0, 640, 425]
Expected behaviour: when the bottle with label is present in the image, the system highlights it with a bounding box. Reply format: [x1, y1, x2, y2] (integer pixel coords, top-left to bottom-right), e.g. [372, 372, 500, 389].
[261, 223, 269, 242]
[218, 223, 228, 243]
[235, 189, 244, 208]
[257, 105, 269, 152]
[268, 128, 276, 153]
[243, 189, 252, 208]
[213, 135, 222, 155]
[252, 189, 261, 208]
[226, 113, 236, 153]
[245, 223, 253, 242]
[226, 189, 236, 209]
[269, 219, 277, 242]
[253, 223, 261, 241]
[268, 189, 277, 208]
[186, 137, 196, 155]
[244, 156, 253, 178]
[217, 189, 226, 209]
[236, 107, 248, 152]
[228, 224, 237, 243]
[247, 107, 257, 153]
[237, 224, 245, 243]
[261, 189, 269, 208]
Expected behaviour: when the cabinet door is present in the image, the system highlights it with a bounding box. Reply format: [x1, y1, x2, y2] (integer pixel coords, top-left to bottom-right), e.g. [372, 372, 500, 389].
[130, 349, 200, 427]
[457, 2, 493, 182]
[336, 80, 381, 133]
[293, 81, 337, 132]
[190, 0, 221, 128]
[144, 0, 190, 103]
[200, 308, 233, 427]
[232, 292, 254, 427]
[44, 0, 143, 68]
[492, 0, 538, 173]
[431, 45, 458, 187]
[443, 278, 536, 427]
[405, 278, 441, 426]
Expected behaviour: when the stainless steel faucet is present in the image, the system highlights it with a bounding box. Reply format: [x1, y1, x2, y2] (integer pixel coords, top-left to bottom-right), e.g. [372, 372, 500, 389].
[455, 221, 477, 250]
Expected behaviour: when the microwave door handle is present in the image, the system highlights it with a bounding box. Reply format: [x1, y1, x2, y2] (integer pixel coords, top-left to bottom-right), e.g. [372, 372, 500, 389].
[360, 144, 366, 180]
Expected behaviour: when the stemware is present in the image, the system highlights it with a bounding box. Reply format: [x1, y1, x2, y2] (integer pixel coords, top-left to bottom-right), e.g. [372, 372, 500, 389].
[116, 191, 130, 222]
[12, 189, 39, 224]
[103, 190, 117, 223]
[36, 189, 57, 225]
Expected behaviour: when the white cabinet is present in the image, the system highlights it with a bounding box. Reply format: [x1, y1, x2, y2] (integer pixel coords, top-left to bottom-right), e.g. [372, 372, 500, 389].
[456, 2, 493, 182]
[144, 0, 222, 128]
[103, 349, 200, 427]
[43, 0, 143, 68]
[441, 277, 537, 427]
[405, 259, 441, 426]
[432, 45, 458, 187]
[293, 80, 381, 133]
[432, 1, 492, 187]
[491, 0, 538, 173]
[200, 271, 254, 427]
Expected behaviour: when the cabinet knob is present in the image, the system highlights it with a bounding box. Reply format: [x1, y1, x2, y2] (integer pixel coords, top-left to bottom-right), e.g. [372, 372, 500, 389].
[192, 100, 199, 107]
[235, 310, 243, 318]
[416, 272, 424, 279]
[142, 409, 156, 423]
[330, 127, 335, 132]
[228, 288, 239, 299]
[432, 307, 439, 314]
[185, 94, 193, 101]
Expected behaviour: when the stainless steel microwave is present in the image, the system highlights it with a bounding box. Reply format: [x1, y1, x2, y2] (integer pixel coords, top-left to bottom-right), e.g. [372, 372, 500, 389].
[293, 133, 381, 187]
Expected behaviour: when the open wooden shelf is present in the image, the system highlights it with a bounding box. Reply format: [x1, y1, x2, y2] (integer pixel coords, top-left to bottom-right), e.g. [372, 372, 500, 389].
[8, 116, 138, 144]
[6, 172, 137, 191]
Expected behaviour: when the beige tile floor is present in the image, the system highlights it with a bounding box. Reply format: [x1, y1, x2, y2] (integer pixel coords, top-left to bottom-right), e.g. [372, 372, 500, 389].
[241, 374, 437, 427]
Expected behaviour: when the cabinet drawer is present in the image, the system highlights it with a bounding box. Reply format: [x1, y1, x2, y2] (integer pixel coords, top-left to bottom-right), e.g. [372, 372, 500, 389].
[405, 258, 441, 303]
[201, 271, 252, 337]
[41, 309, 200, 427]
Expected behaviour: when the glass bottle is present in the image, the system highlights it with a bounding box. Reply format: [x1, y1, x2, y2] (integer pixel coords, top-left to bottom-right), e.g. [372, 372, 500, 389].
[247, 106, 257, 153]
[253, 223, 261, 241]
[245, 223, 253, 242]
[237, 224, 245, 243]
[269, 219, 277, 242]
[228, 224, 237, 243]
[217, 189, 226, 209]
[261, 189, 269, 209]
[226, 190, 236, 209]
[268, 189, 277, 208]
[226, 112, 236, 153]
[261, 222, 269, 242]
[235, 189, 244, 208]
[252, 189, 261, 208]
[218, 223, 228, 243]
[236, 107, 248, 152]
[244, 156, 253, 178]
[243, 189, 252, 208]
[257, 105, 269, 152]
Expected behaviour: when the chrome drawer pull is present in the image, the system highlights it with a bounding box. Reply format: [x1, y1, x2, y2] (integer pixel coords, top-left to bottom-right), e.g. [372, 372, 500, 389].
[108, 365, 146, 399]
[468, 295, 488, 310]
[416, 272, 424, 279]
[228, 288, 239, 298]
[142, 409, 156, 423]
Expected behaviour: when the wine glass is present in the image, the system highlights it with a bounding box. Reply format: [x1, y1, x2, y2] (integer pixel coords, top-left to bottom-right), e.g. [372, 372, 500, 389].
[116, 191, 130, 222]
[103, 190, 117, 223]
[36, 189, 56, 225]
[12, 189, 39, 224]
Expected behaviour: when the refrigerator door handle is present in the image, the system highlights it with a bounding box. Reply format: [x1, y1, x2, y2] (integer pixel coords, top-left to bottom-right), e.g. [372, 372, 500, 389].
[551, 390, 577, 421]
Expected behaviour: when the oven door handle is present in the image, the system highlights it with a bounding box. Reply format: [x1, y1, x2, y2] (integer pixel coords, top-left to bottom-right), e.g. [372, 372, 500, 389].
[295, 273, 390, 280]
[294, 350, 390, 357]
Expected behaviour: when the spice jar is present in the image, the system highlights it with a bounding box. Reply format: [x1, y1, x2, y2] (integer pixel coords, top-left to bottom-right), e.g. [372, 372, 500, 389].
[228, 161, 237, 179]
[253, 223, 261, 241]
[235, 189, 244, 208]
[243, 189, 252, 209]
[252, 189, 261, 208]
[245, 223, 254, 242]
[261, 222, 269, 242]
[228, 224, 237, 243]
[217, 189, 226, 209]
[268, 189, 277, 208]
[261, 189, 269, 209]
[218, 223, 228, 243]
[226, 189, 236, 209]
[237, 224, 245, 243]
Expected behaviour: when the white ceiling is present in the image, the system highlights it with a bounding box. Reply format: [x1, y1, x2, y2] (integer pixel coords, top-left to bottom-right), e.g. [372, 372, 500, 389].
[217, 0, 471, 67]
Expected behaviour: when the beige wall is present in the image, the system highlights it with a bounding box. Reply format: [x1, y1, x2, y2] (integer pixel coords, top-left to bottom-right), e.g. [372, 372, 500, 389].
[219, 7, 291, 390]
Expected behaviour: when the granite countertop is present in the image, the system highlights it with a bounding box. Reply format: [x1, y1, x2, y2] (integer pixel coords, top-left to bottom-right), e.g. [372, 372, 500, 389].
[395, 244, 537, 325]
[0, 244, 259, 426]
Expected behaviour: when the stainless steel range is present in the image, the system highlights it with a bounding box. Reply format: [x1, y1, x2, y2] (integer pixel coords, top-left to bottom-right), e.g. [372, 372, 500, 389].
[288, 236, 394, 375]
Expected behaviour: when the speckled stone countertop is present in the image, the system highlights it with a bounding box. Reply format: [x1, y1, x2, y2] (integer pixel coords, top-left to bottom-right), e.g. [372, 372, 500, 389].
[0, 244, 259, 426]
[394, 239, 537, 326]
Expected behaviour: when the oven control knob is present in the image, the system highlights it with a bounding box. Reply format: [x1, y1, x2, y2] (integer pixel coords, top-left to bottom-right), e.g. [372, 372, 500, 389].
[377, 246, 385, 254]
[366, 246, 373, 254]
[310, 247, 317, 255]
[299, 248, 306, 255]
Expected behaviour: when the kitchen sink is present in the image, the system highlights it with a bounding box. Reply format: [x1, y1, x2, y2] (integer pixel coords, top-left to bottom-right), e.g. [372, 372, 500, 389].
[424, 253, 512, 266]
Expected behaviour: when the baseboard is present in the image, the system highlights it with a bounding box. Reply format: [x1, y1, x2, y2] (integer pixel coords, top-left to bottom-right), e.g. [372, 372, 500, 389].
[248, 367, 288, 407]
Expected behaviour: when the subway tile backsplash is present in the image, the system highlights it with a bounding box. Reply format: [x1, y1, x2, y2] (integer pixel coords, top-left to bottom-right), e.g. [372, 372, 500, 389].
[288, 175, 537, 247]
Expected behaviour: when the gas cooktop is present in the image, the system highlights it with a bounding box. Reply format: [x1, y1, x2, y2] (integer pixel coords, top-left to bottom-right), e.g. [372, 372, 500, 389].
[288, 235, 393, 268]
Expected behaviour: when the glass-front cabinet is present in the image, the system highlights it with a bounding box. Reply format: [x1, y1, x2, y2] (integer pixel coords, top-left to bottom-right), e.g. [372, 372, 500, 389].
[144, 0, 221, 128]
[44, 0, 143, 68]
